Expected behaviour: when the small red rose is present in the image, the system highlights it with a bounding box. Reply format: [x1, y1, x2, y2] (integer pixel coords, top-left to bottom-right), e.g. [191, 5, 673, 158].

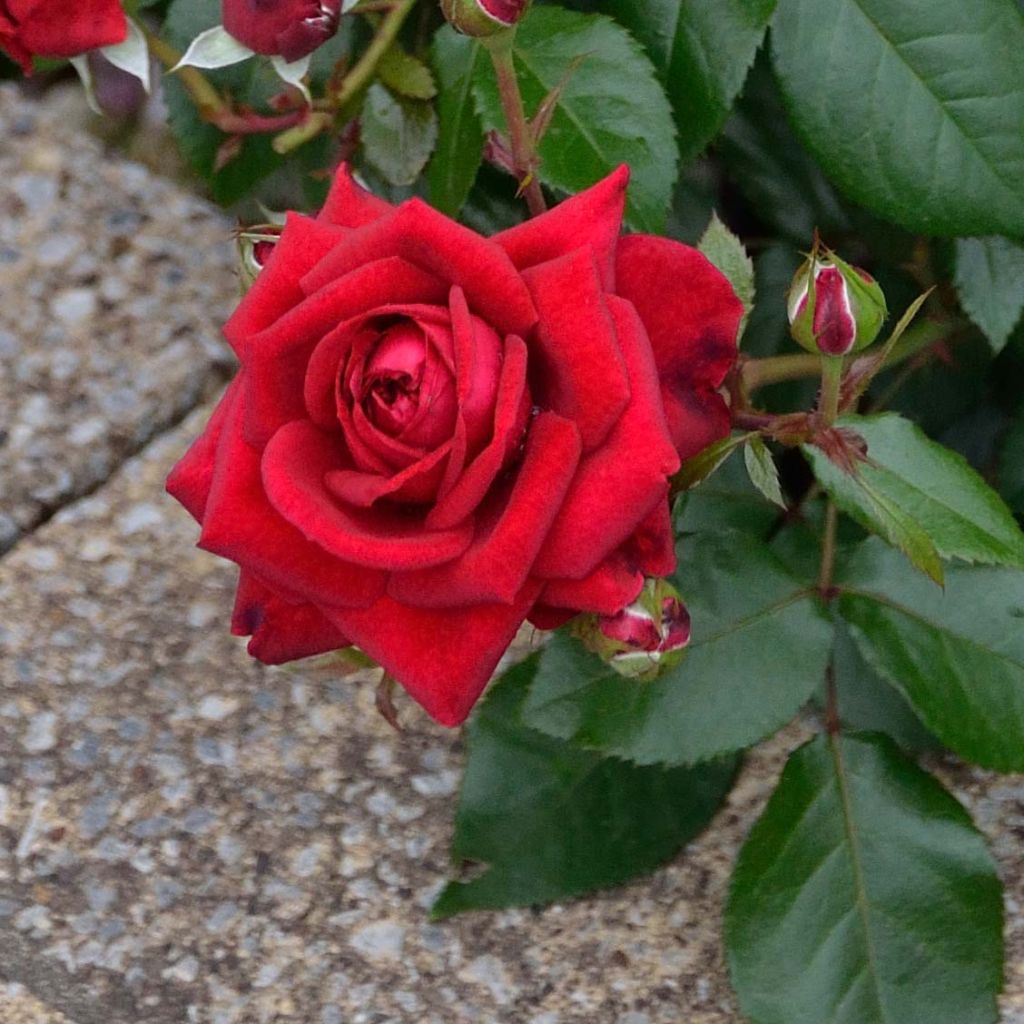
[167, 165, 742, 725]
[222, 0, 341, 62]
[0, 0, 127, 74]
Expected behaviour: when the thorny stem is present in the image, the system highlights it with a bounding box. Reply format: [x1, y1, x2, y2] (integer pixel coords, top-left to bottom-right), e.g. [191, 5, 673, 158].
[484, 32, 548, 217]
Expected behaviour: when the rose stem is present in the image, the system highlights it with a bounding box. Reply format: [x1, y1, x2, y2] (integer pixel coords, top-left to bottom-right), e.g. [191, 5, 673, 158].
[276, 0, 417, 152]
[141, 25, 228, 118]
[483, 31, 548, 217]
[818, 501, 841, 734]
[818, 356, 844, 425]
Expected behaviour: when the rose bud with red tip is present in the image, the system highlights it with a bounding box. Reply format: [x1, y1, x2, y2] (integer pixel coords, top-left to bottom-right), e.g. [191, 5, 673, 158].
[222, 0, 341, 62]
[788, 248, 887, 357]
[440, 0, 530, 37]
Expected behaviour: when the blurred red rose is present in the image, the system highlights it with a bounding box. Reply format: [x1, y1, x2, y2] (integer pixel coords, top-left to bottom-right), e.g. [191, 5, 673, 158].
[167, 165, 741, 725]
[0, 0, 127, 74]
[222, 0, 341, 62]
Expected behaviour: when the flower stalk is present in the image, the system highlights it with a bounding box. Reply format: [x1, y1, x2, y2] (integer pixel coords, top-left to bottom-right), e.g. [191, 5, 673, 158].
[483, 31, 547, 217]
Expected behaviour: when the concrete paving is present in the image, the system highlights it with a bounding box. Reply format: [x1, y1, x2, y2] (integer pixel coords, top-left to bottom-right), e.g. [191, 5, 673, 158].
[1, 82, 1023, 1024]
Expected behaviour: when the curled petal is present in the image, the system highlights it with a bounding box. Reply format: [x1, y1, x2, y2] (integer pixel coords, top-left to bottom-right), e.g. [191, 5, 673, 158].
[261, 420, 473, 570]
[389, 412, 581, 608]
[522, 248, 630, 452]
[198, 393, 386, 608]
[300, 199, 537, 338]
[232, 570, 349, 664]
[325, 584, 542, 726]
[616, 234, 741, 459]
[318, 162, 395, 228]
[495, 165, 628, 289]
[533, 297, 679, 579]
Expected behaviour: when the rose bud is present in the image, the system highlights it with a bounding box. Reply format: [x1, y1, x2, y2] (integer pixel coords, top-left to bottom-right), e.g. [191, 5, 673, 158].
[237, 224, 284, 291]
[576, 579, 692, 681]
[1, 0, 127, 74]
[222, 0, 342, 63]
[787, 249, 887, 357]
[440, 0, 530, 37]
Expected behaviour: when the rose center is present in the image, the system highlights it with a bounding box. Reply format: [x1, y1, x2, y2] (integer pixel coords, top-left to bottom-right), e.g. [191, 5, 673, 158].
[359, 321, 457, 448]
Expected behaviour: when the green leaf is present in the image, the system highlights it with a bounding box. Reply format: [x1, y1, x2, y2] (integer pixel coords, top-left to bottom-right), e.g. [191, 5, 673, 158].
[673, 432, 751, 491]
[804, 413, 1024, 582]
[771, 0, 1024, 236]
[1000, 406, 1024, 514]
[163, 0, 289, 205]
[954, 237, 1024, 355]
[829, 624, 938, 752]
[432, 655, 738, 917]
[838, 538, 1024, 771]
[603, 0, 775, 164]
[471, 6, 679, 232]
[360, 82, 438, 187]
[698, 212, 755, 336]
[377, 44, 436, 100]
[744, 436, 785, 509]
[726, 732, 1003, 1024]
[676, 450, 782, 536]
[428, 27, 485, 216]
[522, 531, 833, 765]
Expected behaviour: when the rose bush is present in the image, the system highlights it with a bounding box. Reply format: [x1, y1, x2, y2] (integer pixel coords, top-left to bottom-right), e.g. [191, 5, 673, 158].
[167, 165, 742, 724]
[0, 0, 127, 73]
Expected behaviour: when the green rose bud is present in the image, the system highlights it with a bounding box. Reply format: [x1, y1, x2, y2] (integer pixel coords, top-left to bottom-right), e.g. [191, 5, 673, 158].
[787, 247, 887, 357]
[574, 578, 691, 681]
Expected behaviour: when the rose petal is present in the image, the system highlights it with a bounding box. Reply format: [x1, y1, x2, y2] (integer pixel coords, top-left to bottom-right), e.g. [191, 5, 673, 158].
[389, 412, 581, 607]
[166, 377, 244, 523]
[317, 162, 395, 228]
[232, 570, 350, 664]
[300, 200, 537, 338]
[261, 420, 473, 570]
[12, 0, 127, 58]
[623, 494, 676, 578]
[527, 604, 575, 630]
[616, 234, 741, 457]
[426, 335, 530, 530]
[449, 286, 503, 458]
[325, 584, 542, 726]
[325, 442, 452, 507]
[224, 212, 348, 355]
[198, 394, 386, 608]
[243, 261, 446, 447]
[541, 553, 644, 616]
[522, 248, 630, 452]
[495, 165, 628, 289]
[532, 296, 679, 579]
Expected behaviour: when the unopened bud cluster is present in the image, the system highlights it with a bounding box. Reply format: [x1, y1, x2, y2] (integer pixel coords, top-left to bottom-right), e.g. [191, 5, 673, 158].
[787, 248, 887, 357]
[575, 578, 691, 681]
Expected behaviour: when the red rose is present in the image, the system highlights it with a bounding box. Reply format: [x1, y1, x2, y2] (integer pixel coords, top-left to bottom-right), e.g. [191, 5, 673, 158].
[222, 0, 341, 62]
[0, 0, 127, 74]
[167, 166, 741, 725]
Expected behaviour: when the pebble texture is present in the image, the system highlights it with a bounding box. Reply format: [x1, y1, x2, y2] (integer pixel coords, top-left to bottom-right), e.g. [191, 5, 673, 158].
[0, 85, 1023, 1024]
[0, 85, 236, 553]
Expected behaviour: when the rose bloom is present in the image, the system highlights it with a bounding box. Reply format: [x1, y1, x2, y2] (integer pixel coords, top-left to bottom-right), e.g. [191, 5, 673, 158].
[167, 166, 742, 724]
[0, 0, 126, 74]
[222, 0, 342, 62]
